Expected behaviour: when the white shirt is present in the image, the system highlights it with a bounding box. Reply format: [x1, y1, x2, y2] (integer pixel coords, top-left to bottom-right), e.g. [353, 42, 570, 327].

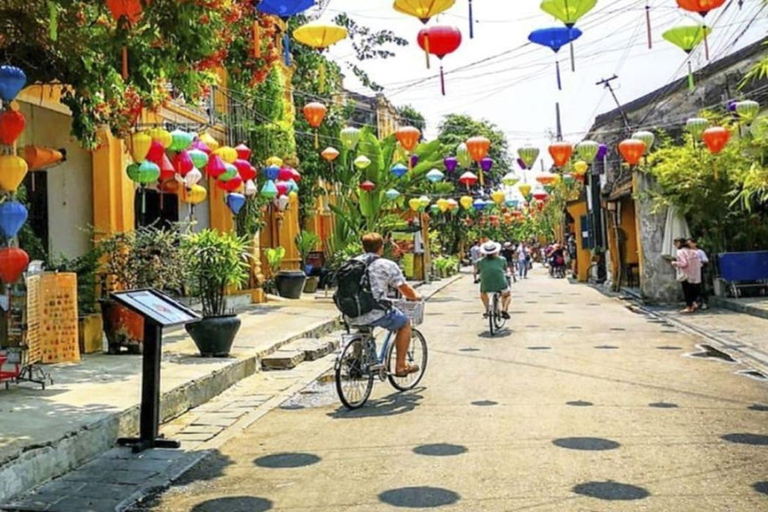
[470, 245, 481, 263]
[348, 255, 406, 326]
[697, 249, 709, 264]
[517, 245, 528, 261]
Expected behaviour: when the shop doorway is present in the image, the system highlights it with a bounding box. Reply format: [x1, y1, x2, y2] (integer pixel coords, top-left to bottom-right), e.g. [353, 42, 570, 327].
[135, 189, 179, 229]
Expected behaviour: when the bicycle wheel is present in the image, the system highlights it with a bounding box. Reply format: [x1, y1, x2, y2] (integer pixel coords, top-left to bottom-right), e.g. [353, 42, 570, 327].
[488, 295, 496, 336]
[493, 294, 507, 332]
[387, 328, 428, 391]
[335, 338, 374, 409]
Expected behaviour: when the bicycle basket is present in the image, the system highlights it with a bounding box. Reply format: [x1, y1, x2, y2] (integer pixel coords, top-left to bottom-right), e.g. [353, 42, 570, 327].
[395, 300, 425, 326]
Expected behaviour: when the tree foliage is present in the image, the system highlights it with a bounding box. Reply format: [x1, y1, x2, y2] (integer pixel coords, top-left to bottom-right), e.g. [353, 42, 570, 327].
[397, 105, 427, 135]
[437, 114, 512, 184]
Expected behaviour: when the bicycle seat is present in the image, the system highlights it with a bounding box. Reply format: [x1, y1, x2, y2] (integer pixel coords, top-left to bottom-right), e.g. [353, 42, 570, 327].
[354, 326, 374, 335]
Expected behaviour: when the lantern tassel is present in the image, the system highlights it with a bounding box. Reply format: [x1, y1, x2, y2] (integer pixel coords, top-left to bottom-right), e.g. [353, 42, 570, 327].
[424, 34, 431, 69]
[645, 2, 652, 49]
[31, 173, 36, 193]
[253, 20, 261, 58]
[704, 28, 710, 60]
[468, 0, 475, 39]
[556, 59, 562, 91]
[687, 61, 695, 91]
[121, 46, 128, 80]
[314, 130, 319, 149]
[283, 32, 291, 66]
[440, 64, 446, 96]
[569, 41, 576, 72]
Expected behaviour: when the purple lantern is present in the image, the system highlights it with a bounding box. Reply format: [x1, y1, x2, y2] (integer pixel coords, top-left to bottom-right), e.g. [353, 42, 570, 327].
[480, 157, 494, 173]
[727, 100, 737, 112]
[444, 157, 458, 173]
[517, 158, 527, 170]
[596, 144, 608, 160]
[410, 154, 420, 169]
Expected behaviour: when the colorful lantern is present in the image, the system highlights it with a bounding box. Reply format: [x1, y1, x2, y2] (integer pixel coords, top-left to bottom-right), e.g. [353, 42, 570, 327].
[533, 190, 549, 201]
[360, 180, 376, 192]
[159, 153, 175, 182]
[409, 198, 422, 212]
[169, 129, 194, 152]
[354, 155, 372, 170]
[536, 172, 558, 185]
[128, 132, 151, 163]
[457, 143, 472, 168]
[263, 165, 280, 181]
[540, 0, 596, 70]
[459, 171, 478, 188]
[214, 146, 238, 164]
[184, 168, 203, 189]
[0, 108, 26, 146]
[245, 180, 258, 197]
[302, 102, 327, 148]
[146, 142, 165, 166]
[340, 127, 361, 150]
[573, 160, 589, 177]
[0, 247, 29, 284]
[676, 0, 726, 59]
[0, 200, 28, 239]
[148, 128, 172, 149]
[396, 126, 421, 152]
[419, 195, 431, 209]
[266, 156, 283, 168]
[235, 159, 257, 181]
[218, 175, 243, 193]
[702, 127, 730, 154]
[480, 158, 494, 174]
[173, 151, 194, 177]
[292, 22, 349, 71]
[417, 26, 463, 95]
[185, 184, 207, 206]
[473, 199, 486, 211]
[502, 173, 519, 186]
[235, 143, 252, 161]
[426, 169, 445, 183]
[277, 167, 293, 181]
[219, 163, 238, 182]
[0, 65, 27, 103]
[322, 147, 340, 162]
[391, 163, 408, 178]
[256, 0, 316, 65]
[549, 142, 574, 168]
[632, 131, 655, 153]
[686, 117, 710, 138]
[576, 140, 599, 163]
[618, 139, 646, 166]
[467, 136, 491, 163]
[736, 100, 760, 122]
[596, 144, 609, 160]
[188, 149, 209, 170]
[460, 196, 473, 210]
[528, 27, 583, 90]
[226, 193, 247, 215]
[385, 189, 401, 201]
[491, 190, 505, 205]
[663, 25, 711, 89]
[436, 198, 450, 213]
[0, 155, 29, 193]
[519, 183, 532, 197]
[286, 178, 299, 193]
[410, 154, 420, 169]
[277, 194, 291, 212]
[132, 160, 161, 185]
[393, 0, 456, 23]
[518, 146, 540, 169]
[206, 154, 227, 180]
[444, 157, 458, 173]
[23, 146, 63, 171]
[261, 180, 278, 199]
[447, 198, 458, 211]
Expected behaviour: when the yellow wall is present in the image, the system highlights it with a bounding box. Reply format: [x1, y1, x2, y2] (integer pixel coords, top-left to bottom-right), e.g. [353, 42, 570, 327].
[567, 200, 592, 282]
[621, 196, 639, 265]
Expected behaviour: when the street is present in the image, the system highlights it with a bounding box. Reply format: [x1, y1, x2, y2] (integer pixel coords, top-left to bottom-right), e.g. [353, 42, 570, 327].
[138, 270, 768, 511]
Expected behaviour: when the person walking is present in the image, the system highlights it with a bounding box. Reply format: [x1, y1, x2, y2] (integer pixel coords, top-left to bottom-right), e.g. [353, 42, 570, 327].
[671, 238, 702, 314]
[517, 242, 529, 279]
[688, 237, 709, 310]
[470, 240, 482, 284]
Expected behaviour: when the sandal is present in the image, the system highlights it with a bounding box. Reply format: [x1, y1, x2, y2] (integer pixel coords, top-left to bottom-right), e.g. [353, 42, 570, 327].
[501, 311, 511, 319]
[394, 364, 420, 378]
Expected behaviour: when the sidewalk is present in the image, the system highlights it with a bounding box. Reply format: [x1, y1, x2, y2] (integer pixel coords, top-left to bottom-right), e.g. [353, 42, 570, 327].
[0, 298, 341, 503]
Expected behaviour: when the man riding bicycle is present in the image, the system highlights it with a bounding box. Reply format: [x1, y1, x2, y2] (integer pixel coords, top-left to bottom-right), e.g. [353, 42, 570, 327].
[345, 233, 422, 377]
[477, 241, 511, 319]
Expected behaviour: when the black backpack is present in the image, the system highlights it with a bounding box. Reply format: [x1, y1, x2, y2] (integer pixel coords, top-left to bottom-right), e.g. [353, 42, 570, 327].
[333, 255, 383, 318]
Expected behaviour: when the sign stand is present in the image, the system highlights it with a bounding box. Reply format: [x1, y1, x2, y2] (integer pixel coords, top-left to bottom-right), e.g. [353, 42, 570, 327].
[112, 289, 201, 453]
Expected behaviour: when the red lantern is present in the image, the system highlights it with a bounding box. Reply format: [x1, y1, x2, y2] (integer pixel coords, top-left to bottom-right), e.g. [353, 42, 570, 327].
[0, 247, 29, 284]
[217, 175, 243, 193]
[360, 180, 376, 192]
[702, 127, 730, 154]
[396, 126, 421, 152]
[235, 159, 257, 181]
[618, 139, 646, 166]
[159, 153, 175, 181]
[303, 102, 327, 148]
[278, 167, 294, 181]
[533, 190, 548, 201]
[146, 140, 165, 165]
[289, 168, 302, 182]
[173, 151, 194, 177]
[205, 154, 226, 179]
[417, 26, 463, 95]
[0, 109, 25, 145]
[549, 142, 573, 168]
[275, 181, 290, 197]
[235, 143, 252, 161]
[459, 171, 478, 188]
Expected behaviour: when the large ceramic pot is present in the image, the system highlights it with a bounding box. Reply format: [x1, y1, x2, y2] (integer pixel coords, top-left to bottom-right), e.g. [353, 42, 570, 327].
[275, 270, 306, 299]
[100, 299, 144, 354]
[186, 315, 241, 357]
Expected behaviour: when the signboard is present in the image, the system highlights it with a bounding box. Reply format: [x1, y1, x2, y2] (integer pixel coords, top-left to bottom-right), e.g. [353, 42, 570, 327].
[111, 289, 200, 327]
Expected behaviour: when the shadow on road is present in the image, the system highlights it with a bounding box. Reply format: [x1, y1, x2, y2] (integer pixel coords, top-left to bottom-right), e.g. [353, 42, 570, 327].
[378, 486, 461, 508]
[190, 496, 273, 512]
[572, 481, 650, 501]
[327, 389, 425, 419]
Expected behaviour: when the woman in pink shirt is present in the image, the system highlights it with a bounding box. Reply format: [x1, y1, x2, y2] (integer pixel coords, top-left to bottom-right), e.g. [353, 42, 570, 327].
[671, 238, 702, 314]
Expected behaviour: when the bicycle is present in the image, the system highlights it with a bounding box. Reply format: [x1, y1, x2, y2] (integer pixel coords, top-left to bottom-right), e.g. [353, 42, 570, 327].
[487, 288, 507, 336]
[335, 300, 428, 410]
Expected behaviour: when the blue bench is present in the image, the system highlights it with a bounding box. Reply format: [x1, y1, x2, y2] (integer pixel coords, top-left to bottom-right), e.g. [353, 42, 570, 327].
[717, 251, 768, 297]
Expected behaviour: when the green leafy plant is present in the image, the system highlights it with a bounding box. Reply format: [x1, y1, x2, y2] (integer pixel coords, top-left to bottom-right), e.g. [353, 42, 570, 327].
[181, 229, 250, 318]
[295, 230, 320, 266]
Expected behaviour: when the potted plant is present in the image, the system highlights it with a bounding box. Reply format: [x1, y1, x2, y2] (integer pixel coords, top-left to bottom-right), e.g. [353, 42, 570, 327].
[96, 226, 185, 354]
[263, 247, 285, 296]
[295, 230, 321, 294]
[182, 229, 250, 357]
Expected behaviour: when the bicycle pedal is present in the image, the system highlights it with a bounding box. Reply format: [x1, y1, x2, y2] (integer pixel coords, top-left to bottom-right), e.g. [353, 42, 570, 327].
[369, 364, 384, 372]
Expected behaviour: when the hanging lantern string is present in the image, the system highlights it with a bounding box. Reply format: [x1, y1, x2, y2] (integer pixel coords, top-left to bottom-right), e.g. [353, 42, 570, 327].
[468, 0, 475, 39]
[569, 41, 576, 72]
[440, 65, 447, 96]
[555, 58, 562, 90]
[645, 0, 652, 49]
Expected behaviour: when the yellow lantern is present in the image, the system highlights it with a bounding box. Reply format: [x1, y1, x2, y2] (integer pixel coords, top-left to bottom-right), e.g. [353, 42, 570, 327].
[185, 184, 207, 205]
[0, 155, 29, 193]
[437, 198, 449, 212]
[409, 198, 421, 212]
[148, 128, 172, 149]
[460, 195, 473, 210]
[130, 132, 152, 162]
[293, 22, 348, 49]
[215, 146, 238, 164]
[394, 0, 456, 22]
[491, 190, 505, 205]
[198, 132, 219, 152]
[419, 195, 430, 209]
[574, 160, 589, 176]
[267, 156, 283, 168]
[519, 183, 532, 197]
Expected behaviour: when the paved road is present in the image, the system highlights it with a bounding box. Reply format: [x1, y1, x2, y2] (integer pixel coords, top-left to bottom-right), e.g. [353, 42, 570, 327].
[139, 270, 768, 511]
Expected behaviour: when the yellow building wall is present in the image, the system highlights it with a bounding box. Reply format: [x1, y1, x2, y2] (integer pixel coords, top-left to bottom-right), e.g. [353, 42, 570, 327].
[622, 196, 639, 265]
[567, 200, 592, 282]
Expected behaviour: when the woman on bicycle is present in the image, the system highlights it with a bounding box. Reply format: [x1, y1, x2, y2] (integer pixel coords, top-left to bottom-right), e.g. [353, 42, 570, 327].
[477, 241, 511, 319]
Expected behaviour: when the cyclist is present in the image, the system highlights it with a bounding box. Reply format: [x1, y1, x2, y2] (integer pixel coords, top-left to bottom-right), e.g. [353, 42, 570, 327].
[346, 233, 422, 377]
[477, 241, 511, 319]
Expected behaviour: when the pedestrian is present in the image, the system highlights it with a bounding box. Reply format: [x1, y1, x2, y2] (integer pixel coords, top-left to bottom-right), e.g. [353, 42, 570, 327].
[671, 238, 702, 314]
[501, 242, 515, 273]
[517, 242, 529, 279]
[470, 240, 482, 284]
[688, 237, 709, 310]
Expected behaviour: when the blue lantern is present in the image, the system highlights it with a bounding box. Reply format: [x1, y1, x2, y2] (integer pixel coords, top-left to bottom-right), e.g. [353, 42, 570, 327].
[256, 0, 316, 66]
[0, 200, 28, 238]
[286, 178, 299, 193]
[391, 163, 408, 179]
[226, 193, 247, 215]
[505, 199, 519, 209]
[473, 199, 486, 211]
[385, 189, 401, 201]
[426, 169, 445, 183]
[528, 27, 582, 90]
[0, 66, 27, 103]
[263, 165, 280, 181]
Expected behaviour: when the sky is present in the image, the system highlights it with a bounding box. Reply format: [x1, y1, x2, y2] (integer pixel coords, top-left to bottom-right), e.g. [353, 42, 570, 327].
[313, 0, 767, 168]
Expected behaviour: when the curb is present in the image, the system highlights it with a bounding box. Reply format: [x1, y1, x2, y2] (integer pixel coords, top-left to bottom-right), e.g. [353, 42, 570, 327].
[710, 296, 768, 321]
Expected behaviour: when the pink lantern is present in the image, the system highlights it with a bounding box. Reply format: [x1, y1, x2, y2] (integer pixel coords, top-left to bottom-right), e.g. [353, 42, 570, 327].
[173, 151, 194, 177]
[205, 154, 226, 179]
[276, 180, 290, 197]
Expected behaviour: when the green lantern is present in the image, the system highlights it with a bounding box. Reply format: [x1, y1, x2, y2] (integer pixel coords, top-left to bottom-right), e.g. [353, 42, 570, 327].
[662, 25, 711, 90]
[219, 163, 238, 181]
[686, 117, 710, 139]
[129, 161, 160, 185]
[541, 0, 597, 27]
[736, 100, 760, 122]
[354, 155, 371, 170]
[631, 131, 655, 153]
[457, 143, 472, 168]
[169, 129, 194, 152]
[419, 195, 430, 210]
[188, 149, 209, 169]
[502, 172, 519, 186]
[575, 140, 599, 163]
[518, 145, 540, 169]
[260, 180, 278, 199]
[340, 127, 361, 150]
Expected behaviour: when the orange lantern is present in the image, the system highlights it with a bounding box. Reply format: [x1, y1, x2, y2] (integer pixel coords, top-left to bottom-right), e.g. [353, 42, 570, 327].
[701, 126, 730, 154]
[548, 142, 573, 168]
[303, 102, 327, 148]
[396, 126, 421, 153]
[618, 139, 646, 166]
[105, 0, 144, 79]
[321, 146, 339, 162]
[466, 136, 491, 186]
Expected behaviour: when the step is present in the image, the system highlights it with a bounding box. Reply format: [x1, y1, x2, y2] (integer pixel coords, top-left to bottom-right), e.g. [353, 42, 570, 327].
[261, 337, 340, 371]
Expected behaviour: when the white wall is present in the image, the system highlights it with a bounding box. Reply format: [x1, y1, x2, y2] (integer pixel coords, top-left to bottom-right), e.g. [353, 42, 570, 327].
[17, 104, 93, 259]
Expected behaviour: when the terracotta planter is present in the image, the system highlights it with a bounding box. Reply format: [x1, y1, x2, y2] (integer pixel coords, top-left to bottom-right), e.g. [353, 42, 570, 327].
[100, 299, 144, 354]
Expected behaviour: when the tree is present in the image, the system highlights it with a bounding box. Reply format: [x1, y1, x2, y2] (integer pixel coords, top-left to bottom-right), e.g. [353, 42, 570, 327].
[397, 105, 426, 135]
[437, 114, 512, 184]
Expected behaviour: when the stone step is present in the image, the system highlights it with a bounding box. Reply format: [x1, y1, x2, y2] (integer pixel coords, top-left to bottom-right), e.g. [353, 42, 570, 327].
[261, 350, 305, 371]
[261, 336, 340, 371]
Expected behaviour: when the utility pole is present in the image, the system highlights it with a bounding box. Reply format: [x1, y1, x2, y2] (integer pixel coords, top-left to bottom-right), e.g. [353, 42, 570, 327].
[596, 75, 631, 132]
